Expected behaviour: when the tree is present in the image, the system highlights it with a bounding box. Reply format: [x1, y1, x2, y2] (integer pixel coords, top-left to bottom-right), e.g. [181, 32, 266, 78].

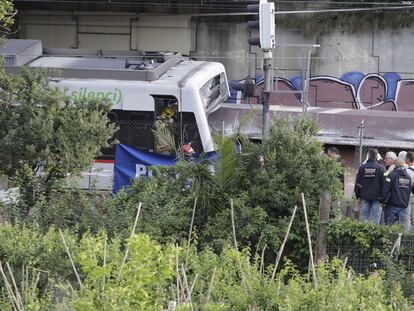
[0, 68, 115, 213]
[237, 117, 343, 264]
[0, 0, 15, 34]
[113, 117, 342, 267]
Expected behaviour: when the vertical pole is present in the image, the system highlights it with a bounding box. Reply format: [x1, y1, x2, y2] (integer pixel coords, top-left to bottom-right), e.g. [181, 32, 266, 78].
[358, 120, 365, 165]
[316, 192, 331, 264]
[302, 48, 312, 114]
[301, 193, 317, 289]
[221, 120, 224, 149]
[262, 50, 273, 140]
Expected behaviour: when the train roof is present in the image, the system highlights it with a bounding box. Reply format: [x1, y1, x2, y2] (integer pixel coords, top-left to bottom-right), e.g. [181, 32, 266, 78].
[1, 39, 218, 83]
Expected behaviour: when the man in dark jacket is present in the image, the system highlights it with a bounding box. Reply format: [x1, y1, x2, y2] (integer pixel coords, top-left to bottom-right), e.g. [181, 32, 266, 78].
[355, 149, 385, 224]
[380, 157, 414, 229]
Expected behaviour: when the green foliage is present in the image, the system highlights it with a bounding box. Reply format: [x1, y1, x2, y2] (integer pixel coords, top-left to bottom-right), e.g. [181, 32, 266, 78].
[327, 217, 398, 250]
[237, 117, 342, 265]
[72, 233, 175, 310]
[0, 224, 413, 310]
[189, 134, 242, 215]
[32, 189, 110, 235]
[0, 224, 78, 283]
[276, 259, 412, 310]
[0, 67, 115, 213]
[109, 166, 194, 242]
[0, 0, 14, 32]
[108, 117, 342, 268]
[184, 246, 414, 310]
[328, 218, 414, 297]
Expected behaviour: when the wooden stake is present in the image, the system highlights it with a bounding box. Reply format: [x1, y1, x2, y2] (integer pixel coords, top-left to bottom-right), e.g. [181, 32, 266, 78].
[181, 264, 194, 311]
[103, 233, 107, 291]
[59, 228, 82, 288]
[20, 265, 25, 306]
[177, 272, 187, 305]
[175, 243, 180, 304]
[185, 198, 197, 269]
[205, 267, 216, 306]
[103, 234, 107, 268]
[189, 273, 199, 298]
[316, 192, 331, 264]
[67, 280, 78, 297]
[230, 199, 248, 295]
[301, 193, 318, 289]
[6, 262, 23, 309]
[254, 231, 264, 259]
[271, 205, 297, 280]
[230, 199, 238, 250]
[260, 244, 267, 277]
[0, 262, 20, 311]
[118, 202, 142, 280]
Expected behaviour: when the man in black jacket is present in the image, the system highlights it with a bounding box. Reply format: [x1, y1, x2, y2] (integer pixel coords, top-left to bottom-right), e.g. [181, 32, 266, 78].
[380, 157, 414, 229]
[355, 149, 385, 224]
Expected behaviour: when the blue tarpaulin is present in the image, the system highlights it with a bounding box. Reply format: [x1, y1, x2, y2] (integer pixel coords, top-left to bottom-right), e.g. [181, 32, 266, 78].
[113, 144, 215, 194]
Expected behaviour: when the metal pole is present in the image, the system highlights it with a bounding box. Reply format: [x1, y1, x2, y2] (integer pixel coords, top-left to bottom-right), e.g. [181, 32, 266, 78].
[358, 119, 365, 165]
[262, 50, 273, 140]
[303, 48, 312, 114]
[221, 120, 225, 149]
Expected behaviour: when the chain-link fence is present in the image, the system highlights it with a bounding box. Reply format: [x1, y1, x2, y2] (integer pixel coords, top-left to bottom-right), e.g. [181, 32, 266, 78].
[353, 119, 414, 168]
[99, 119, 202, 160]
[327, 236, 414, 274]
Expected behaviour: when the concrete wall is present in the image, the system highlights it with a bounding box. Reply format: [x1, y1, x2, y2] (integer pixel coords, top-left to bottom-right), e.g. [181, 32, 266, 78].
[18, 11, 193, 53]
[17, 10, 414, 80]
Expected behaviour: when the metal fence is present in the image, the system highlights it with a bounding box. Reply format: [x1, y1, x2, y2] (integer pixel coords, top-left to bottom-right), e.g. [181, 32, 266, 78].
[327, 236, 414, 274]
[353, 120, 414, 168]
[99, 119, 203, 160]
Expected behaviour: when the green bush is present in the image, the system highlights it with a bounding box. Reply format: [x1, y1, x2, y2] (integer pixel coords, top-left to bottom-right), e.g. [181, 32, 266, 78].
[0, 224, 78, 283]
[108, 166, 194, 243]
[72, 233, 175, 311]
[0, 67, 115, 216]
[107, 117, 342, 269]
[328, 218, 414, 298]
[0, 224, 413, 310]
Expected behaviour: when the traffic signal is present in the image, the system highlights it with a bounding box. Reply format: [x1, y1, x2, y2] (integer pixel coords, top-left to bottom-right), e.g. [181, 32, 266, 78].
[247, 0, 276, 50]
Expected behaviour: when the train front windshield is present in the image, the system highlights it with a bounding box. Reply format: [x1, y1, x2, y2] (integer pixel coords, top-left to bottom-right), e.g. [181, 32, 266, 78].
[199, 73, 229, 110]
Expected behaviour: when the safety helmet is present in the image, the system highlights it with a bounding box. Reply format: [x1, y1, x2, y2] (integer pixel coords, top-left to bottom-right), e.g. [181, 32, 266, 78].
[161, 105, 177, 119]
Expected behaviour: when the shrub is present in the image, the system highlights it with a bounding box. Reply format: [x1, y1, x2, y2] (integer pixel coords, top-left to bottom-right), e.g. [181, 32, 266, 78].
[72, 233, 175, 310]
[107, 117, 342, 269]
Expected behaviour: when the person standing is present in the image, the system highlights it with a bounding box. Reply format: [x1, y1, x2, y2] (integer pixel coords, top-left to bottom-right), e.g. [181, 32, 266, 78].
[405, 151, 414, 226]
[354, 149, 385, 224]
[380, 157, 413, 230]
[398, 151, 408, 167]
[384, 151, 397, 176]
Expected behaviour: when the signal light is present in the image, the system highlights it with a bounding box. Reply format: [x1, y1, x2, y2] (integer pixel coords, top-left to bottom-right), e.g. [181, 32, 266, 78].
[247, 0, 275, 50]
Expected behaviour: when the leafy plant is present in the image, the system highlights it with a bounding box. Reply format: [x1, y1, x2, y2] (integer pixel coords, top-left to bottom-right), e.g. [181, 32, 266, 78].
[0, 0, 15, 33]
[109, 117, 342, 268]
[72, 233, 175, 311]
[0, 67, 115, 216]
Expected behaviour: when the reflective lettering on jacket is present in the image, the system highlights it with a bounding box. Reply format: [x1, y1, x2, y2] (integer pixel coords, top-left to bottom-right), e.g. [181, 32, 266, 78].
[364, 168, 376, 178]
[398, 177, 410, 189]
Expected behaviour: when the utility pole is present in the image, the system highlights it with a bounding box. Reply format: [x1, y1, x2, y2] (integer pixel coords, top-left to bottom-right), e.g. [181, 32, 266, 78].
[358, 119, 365, 165]
[247, 0, 275, 141]
[262, 50, 272, 139]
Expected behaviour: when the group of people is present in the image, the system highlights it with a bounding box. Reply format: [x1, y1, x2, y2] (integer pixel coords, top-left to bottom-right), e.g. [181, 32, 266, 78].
[355, 149, 414, 229]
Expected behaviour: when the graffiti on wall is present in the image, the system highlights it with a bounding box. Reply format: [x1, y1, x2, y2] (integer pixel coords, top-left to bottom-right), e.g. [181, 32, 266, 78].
[228, 72, 414, 112]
